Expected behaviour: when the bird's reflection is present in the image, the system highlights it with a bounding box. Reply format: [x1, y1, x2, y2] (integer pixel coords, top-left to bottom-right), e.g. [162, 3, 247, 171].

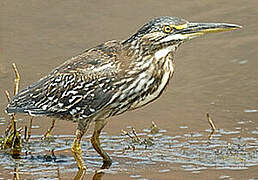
[11, 164, 107, 180]
[73, 169, 105, 180]
[92, 170, 105, 180]
[73, 168, 86, 180]
[74, 161, 111, 180]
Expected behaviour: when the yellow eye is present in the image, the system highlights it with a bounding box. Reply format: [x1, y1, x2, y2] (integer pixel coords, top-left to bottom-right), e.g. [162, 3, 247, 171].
[163, 25, 173, 33]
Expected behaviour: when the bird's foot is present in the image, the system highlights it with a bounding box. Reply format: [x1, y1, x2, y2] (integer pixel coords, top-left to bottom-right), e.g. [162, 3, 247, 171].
[101, 159, 112, 169]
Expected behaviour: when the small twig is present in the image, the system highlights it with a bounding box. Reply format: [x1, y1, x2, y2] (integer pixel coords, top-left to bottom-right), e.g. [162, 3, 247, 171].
[150, 121, 159, 134]
[5, 114, 16, 136]
[5, 90, 11, 102]
[12, 63, 20, 96]
[26, 117, 33, 142]
[2, 64, 22, 157]
[43, 119, 56, 139]
[13, 167, 20, 180]
[121, 129, 134, 139]
[207, 113, 216, 140]
[24, 126, 27, 140]
[57, 167, 61, 180]
[132, 128, 140, 142]
[207, 113, 216, 131]
[151, 121, 157, 128]
[4, 63, 20, 137]
[51, 149, 55, 156]
[12, 120, 17, 145]
[4, 90, 14, 136]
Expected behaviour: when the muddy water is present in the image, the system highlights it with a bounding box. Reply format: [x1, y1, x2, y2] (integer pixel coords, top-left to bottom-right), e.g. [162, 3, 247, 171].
[0, 0, 257, 179]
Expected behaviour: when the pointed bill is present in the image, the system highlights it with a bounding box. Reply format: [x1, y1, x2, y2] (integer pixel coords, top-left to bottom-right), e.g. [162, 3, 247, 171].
[178, 22, 242, 39]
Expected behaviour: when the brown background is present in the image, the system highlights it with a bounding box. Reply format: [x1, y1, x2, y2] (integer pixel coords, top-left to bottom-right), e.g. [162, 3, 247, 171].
[0, 0, 257, 179]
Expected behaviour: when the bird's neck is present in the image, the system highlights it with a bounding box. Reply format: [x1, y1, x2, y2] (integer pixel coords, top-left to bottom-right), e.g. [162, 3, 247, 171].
[116, 42, 178, 110]
[122, 40, 179, 76]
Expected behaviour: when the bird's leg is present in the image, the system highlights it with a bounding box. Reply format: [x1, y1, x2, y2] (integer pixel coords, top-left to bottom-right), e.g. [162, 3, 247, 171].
[91, 119, 112, 169]
[43, 119, 56, 139]
[71, 120, 90, 171]
[71, 129, 86, 170]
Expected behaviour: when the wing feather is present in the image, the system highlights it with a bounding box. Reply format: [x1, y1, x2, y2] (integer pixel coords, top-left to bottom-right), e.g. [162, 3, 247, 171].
[6, 40, 122, 119]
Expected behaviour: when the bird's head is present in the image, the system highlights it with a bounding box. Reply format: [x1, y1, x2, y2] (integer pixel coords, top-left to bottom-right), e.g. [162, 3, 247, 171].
[123, 16, 241, 55]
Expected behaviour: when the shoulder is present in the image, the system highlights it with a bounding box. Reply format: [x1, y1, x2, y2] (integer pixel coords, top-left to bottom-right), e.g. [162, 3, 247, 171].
[50, 40, 122, 75]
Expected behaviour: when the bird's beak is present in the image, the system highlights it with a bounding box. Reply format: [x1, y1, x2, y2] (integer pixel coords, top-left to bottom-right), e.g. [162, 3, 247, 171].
[179, 22, 242, 40]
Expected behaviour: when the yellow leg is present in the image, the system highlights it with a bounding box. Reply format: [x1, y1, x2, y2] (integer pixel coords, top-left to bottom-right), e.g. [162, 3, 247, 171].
[71, 129, 87, 170]
[71, 120, 91, 180]
[91, 120, 112, 169]
[71, 129, 86, 180]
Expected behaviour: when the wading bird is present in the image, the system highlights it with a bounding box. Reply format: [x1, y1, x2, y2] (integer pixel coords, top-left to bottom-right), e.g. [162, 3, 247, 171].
[6, 16, 241, 173]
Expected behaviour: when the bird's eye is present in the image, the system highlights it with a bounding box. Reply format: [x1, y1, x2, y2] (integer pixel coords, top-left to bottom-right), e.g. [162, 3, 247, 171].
[163, 25, 173, 33]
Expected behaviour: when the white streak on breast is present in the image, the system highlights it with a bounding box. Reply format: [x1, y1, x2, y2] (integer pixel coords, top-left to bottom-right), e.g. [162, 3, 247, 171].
[132, 57, 174, 108]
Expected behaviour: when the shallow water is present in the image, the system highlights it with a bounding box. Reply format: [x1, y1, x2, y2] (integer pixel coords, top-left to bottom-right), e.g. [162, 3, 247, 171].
[0, 120, 257, 179]
[1, 0, 258, 179]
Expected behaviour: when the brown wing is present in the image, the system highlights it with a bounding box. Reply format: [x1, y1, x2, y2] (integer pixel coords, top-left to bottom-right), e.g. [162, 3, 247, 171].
[6, 40, 123, 120]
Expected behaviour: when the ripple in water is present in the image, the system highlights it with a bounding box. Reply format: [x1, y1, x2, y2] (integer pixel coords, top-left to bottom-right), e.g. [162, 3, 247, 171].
[0, 123, 257, 179]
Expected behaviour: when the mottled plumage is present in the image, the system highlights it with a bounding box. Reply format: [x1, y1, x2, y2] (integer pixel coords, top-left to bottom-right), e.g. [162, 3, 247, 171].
[7, 17, 186, 121]
[5, 16, 241, 174]
[7, 41, 122, 119]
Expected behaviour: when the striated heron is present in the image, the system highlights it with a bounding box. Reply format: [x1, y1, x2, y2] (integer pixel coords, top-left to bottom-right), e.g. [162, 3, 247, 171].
[6, 16, 241, 172]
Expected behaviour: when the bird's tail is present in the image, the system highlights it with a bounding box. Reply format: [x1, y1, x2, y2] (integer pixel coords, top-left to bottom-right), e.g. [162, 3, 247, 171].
[6, 79, 53, 116]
